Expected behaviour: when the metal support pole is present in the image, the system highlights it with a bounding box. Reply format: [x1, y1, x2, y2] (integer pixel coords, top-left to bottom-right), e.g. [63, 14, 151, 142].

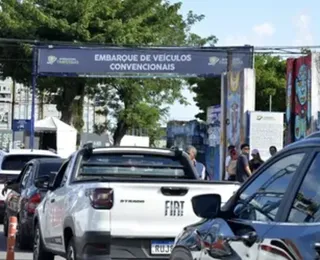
[30, 46, 38, 149]
[11, 80, 15, 148]
[221, 51, 232, 181]
[269, 95, 272, 112]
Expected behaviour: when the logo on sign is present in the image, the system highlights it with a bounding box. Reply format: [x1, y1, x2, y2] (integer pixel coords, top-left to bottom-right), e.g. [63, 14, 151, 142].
[47, 56, 79, 65]
[208, 56, 220, 66]
[47, 55, 57, 65]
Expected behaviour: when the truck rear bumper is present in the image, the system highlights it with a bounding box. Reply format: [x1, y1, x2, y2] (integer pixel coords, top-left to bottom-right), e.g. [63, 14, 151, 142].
[111, 237, 173, 259]
[75, 232, 171, 259]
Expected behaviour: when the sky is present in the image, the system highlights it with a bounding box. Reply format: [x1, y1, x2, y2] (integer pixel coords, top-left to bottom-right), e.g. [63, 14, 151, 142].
[168, 0, 317, 121]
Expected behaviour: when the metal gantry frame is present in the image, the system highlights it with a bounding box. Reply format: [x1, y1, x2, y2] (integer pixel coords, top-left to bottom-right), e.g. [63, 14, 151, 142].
[29, 44, 254, 150]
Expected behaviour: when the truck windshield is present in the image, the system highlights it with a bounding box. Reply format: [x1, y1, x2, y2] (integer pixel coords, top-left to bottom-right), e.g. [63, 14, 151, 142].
[77, 153, 187, 178]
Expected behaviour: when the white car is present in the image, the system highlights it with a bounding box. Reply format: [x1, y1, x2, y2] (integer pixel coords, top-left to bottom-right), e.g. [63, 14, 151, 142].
[0, 149, 60, 219]
[33, 145, 239, 260]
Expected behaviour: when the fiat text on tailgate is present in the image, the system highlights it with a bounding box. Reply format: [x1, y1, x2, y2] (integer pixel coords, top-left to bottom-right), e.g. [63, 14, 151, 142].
[33, 145, 239, 260]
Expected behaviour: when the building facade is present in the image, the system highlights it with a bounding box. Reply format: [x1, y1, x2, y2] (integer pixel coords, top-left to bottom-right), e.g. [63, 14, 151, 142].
[0, 78, 107, 133]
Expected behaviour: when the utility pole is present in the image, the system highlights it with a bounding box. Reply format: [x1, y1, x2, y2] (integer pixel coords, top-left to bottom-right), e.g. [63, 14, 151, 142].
[11, 80, 15, 148]
[221, 51, 232, 181]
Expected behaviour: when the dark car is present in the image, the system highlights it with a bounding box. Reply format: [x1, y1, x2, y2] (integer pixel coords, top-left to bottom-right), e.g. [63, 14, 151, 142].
[170, 138, 320, 260]
[3, 158, 64, 250]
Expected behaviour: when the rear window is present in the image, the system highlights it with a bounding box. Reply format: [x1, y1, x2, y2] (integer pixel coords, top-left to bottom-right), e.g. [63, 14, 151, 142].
[1, 155, 57, 171]
[37, 161, 63, 177]
[78, 154, 187, 178]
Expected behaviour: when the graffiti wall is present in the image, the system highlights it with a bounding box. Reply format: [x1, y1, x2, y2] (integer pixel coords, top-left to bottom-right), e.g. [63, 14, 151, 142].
[206, 105, 221, 180]
[220, 69, 256, 180]
[226, 72, 241, 149]
[286, 55, 312, 143]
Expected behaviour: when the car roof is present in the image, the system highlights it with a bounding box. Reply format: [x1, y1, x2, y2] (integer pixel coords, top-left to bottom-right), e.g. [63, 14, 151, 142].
[31, 158, 65, 164]
[283, 137, 320, 151]
[4, 149, 59, 156]
[93, 146, 177, 156]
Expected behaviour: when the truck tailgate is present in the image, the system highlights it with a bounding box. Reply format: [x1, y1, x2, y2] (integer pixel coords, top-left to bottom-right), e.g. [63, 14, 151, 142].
[110, 182, 239, 237]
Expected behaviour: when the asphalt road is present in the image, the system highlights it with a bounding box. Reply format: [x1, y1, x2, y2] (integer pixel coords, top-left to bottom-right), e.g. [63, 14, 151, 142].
[0, 225, 64, 259]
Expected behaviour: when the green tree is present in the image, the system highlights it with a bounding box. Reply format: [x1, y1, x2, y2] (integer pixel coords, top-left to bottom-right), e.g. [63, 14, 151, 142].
[190, 54, 286, 120]
[0, 0, 214, 144]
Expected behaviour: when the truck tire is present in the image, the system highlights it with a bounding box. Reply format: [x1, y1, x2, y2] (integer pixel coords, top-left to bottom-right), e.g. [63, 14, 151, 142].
[16, 218, 31, 250]
[170, 247, 193, 260]
[66, 237, 77, 260]
[33, 222, 54, 260]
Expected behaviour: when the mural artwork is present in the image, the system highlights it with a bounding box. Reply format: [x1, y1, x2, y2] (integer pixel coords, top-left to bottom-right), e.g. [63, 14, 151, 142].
[226, 72, 241, 149]
[286, 55, 312, 143]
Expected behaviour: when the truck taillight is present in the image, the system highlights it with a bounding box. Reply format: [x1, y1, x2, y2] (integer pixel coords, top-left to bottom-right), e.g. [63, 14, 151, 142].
[87, 188, 113, 209]
[26, 193, 41, 214]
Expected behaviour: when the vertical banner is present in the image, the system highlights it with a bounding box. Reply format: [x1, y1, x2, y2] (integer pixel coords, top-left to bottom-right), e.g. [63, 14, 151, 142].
[293, 55, 312, 141]
[286, 58, 295, 144]
[206, 105, 221, 180]
[226, 72, 241, 150]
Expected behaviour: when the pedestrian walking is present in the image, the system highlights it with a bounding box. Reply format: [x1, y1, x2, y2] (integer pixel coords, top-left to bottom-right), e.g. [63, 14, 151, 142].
[249, 148, 264, 173]
[186, 145, 207, 180]
[236, 143, 252, 183]
[225, 145, 235, 180]
[226, 147, 238, 181]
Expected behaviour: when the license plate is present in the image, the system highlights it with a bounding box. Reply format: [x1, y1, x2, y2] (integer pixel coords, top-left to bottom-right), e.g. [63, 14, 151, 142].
[151, 240, 174, 255]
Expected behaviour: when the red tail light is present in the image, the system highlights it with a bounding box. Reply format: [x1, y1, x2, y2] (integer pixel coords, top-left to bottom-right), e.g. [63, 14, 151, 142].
[86, 188, 113, 209]
[26, 193, 41, 214]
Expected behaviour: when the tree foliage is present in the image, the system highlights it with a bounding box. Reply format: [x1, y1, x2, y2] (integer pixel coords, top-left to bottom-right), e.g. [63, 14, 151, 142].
[0, 0, 213, 144]
[190, 54, 286, 120]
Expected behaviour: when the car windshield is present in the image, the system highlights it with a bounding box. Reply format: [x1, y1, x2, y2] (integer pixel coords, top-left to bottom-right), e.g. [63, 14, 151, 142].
[1, 155, 57, 171]
[77, 153, 187, 179]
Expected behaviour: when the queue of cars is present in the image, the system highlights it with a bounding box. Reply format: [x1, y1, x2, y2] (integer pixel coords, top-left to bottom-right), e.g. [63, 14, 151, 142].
[4, 138, 320, 260]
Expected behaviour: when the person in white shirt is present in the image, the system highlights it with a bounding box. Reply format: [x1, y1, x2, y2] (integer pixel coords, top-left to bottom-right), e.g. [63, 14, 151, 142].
[187, 145, 207, 180]
[225, 145, 235, 180]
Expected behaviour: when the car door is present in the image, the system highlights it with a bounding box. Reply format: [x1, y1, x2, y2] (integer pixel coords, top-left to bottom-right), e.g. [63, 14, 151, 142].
[7, 164, 33, 216]
[198, 149, 311, 260]
[255, 149, 320, 260]
[45, 159, 72, 252]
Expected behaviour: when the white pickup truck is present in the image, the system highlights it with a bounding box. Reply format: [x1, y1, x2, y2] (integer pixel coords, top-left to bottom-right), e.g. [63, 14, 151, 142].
[33, 145, 240, 260]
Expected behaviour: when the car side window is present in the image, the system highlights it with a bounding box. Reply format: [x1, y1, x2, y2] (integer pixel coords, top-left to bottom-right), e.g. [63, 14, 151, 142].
[52, 161, 69, 189]
[288, 153, 320, 223]
[233, 153, 305, 222]
[21, 165, 33, 189]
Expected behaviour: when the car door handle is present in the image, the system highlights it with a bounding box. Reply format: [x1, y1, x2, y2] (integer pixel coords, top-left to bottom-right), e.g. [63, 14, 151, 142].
[50, 198, 55, 203]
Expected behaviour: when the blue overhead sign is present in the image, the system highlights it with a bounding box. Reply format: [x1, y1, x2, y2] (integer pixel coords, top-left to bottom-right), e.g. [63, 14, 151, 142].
[12, 119, 31, 132]
[37, 46, 253, 77]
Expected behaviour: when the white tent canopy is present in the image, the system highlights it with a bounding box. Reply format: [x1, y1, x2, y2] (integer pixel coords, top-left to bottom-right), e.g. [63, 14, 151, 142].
[35, 116, 76, 132]
[35, 117, 77, 158]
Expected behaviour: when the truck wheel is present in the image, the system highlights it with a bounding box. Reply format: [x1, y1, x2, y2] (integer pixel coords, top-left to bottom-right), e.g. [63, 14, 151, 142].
[170, 247, 193, 260]
[66, 237, 77, 260]
[33, 223, 54, 260]
[17, 219, 31, 250]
